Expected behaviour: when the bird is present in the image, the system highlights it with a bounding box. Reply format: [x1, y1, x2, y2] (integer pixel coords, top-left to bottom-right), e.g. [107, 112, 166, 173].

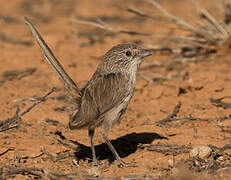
[25, 17, 152, 167]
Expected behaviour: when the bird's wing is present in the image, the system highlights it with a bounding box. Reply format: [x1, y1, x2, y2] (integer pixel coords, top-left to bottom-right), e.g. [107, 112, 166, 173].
[69, 72, 132, 129]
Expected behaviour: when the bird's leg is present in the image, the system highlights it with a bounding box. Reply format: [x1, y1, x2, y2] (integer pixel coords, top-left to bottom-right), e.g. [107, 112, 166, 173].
[88, 129, 98, 166]
[102, 131, 137, 167]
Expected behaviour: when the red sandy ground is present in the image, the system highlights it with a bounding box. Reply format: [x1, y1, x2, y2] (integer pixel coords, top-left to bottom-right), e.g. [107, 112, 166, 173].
[1, 0, 231, 179]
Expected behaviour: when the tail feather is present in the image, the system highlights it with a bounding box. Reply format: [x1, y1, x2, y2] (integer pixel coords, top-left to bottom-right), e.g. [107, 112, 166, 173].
[25, 17, 80, 107]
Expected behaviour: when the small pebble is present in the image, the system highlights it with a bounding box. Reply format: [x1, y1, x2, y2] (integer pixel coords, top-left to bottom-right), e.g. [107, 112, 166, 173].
[87, 166, 101, 177]
[168, 159, 174, 167]
[189, 146, 211, 159]
[217, 156, 224, 161]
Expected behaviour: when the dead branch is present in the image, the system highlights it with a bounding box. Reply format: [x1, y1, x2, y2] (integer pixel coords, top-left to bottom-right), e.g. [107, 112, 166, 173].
[201, 9, 230, 37]
[210, 96, 231, 109]
[156, 101, 182, 125]
[127, 7, 172, 23]
[156, 113, 231, 127]
[127, 5, 222, 46]
[21, 153, 45, 160]
[125, 0, 231, 62]
[40, 118, 62, 126]
[139, 143, 192, 155]
[43, 168, 78, 179]
[3, 166, 43, 179]
[57, 137, 81, 152]
[220, 127, 231, 135]
[166, 101, 181, 119]
[0, 87, 56, 132]
[208, 144, 231, 152]
[84, 174, 160, 180]
[40, 146, 75, 162]
[0, 105, 20, 132]
[138, 142, 231, 174]
[71, 17, 149, 36]
[150, 101, 231, 127]
[1, 166, 78, 179]
[139, 141, 231, 172]
[188, 0, 230, 38]
[55, 131, 83, 152]
[19, 87, 56, 117]
[0, 148, 14, 157]
[152, 0, 225, 41]
[144, 0, 206, 37]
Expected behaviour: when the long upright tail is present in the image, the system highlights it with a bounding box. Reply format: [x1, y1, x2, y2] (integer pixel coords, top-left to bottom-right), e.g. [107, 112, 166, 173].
[25, 17, 80, 105]
[25, 17, 78, 91]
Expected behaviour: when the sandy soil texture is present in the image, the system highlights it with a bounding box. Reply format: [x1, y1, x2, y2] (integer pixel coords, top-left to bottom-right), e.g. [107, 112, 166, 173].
[1, 0, 231, 179]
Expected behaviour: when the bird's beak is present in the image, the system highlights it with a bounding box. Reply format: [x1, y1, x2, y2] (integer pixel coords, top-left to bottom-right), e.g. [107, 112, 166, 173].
[140, 49, 152, 58]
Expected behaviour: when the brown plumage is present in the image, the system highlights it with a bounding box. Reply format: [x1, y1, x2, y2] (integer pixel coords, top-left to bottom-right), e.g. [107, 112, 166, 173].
[25, 17, 152, 167]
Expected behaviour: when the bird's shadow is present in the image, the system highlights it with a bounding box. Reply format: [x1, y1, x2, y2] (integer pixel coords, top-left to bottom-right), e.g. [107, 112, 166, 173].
[70, 132, 167, 163]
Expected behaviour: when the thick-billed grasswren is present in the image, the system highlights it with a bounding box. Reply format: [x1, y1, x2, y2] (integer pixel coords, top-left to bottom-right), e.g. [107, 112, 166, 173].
[25, 17, 152, 167]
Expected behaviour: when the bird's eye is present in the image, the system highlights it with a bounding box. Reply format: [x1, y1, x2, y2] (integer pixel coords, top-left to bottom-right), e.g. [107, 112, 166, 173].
[126, 50, 132, 57]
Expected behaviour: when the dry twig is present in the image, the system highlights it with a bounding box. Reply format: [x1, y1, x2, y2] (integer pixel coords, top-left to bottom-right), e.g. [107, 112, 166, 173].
[127, 7, 172, 23]
[1, 166, 78, 179]
[188, 0, 231, 38]
[148, 101, 231, 127]
[71, 17, 149, 36]
[127, 0, 231, 61]
[55, 131, 82, 151]
[40, 146, 75, 162]
[0, 87, 56, 132]
[0, 148, 14, 157]
[144, 0, 203, 36]
[210, 96, 231, 109]
[139, 143, 192, 155]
